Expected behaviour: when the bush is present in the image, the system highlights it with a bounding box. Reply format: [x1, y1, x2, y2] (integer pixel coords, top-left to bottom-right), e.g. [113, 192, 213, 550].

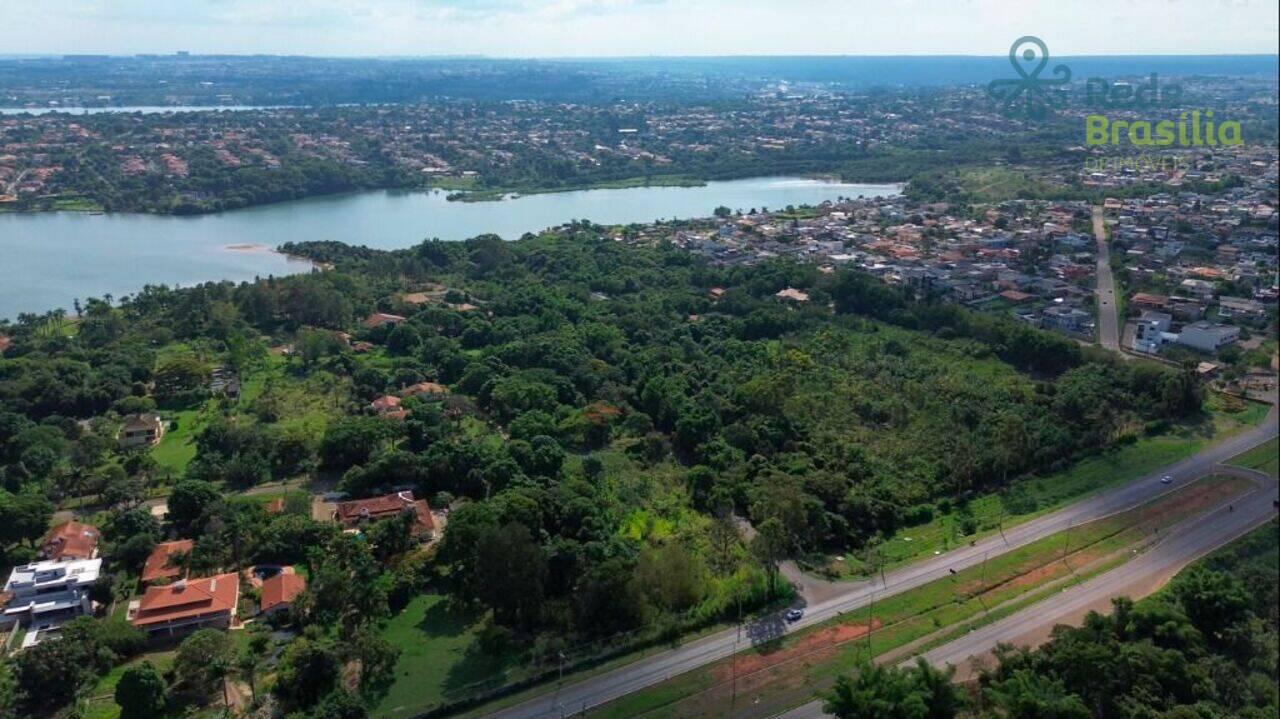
[115, 661, 168, 719]
[477, 623, 514, 655]
[95, 618, 147, 659]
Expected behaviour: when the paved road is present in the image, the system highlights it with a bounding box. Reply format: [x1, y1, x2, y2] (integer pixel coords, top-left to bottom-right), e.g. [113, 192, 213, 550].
[486, 408, 1278, 719]
[773, 462, 1279, 719]
[1093, 206, 1122, 352]
[916, 464, 1279, 674]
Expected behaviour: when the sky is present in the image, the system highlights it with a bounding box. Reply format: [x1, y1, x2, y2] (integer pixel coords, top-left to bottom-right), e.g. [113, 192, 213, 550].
[4, 0, 1279, 58]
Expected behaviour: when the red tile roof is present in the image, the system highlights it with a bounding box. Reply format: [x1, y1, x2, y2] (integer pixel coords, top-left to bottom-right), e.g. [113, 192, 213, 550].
[141, 539, 194, 584]
[335, 491, 434, 536]
[41, 521, 100, 561]
[132, 572, 239, 628]
[399, 382, 449, 397]
[361, 312, 406, 329]
[370, 395, 402, 411]
[260, 571, 306, 613]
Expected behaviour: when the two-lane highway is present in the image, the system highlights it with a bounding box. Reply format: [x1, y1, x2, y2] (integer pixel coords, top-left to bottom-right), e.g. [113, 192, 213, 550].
[1093, 206, 1122, 352]
[777, 463, 1278, 719]
[487, 408, 1277, 719]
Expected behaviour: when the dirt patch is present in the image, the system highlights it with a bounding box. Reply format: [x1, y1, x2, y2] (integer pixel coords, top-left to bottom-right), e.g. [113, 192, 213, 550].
[954, 476, 1248, 598]
[712, 620, 881, 685]
[1132, 476, 1249, 528]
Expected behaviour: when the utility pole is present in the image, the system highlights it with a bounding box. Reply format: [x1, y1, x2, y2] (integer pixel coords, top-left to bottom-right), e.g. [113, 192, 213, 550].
[877, 548, 887, 588]
[732, 588, 742, 709]
[552, 651, 566, 716]
[866, 589, 875, 651]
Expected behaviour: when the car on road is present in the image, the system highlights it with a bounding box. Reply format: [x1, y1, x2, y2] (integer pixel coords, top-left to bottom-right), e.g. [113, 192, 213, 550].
[785, 608, 804, 622]
[1160, 474, 1174, 484]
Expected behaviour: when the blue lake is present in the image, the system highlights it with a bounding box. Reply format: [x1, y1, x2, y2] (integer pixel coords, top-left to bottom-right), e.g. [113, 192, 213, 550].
[0, 176, 899, 319]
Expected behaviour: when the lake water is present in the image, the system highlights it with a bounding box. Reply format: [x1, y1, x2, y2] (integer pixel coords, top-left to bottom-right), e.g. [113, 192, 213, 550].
[0, 177, 899, 320]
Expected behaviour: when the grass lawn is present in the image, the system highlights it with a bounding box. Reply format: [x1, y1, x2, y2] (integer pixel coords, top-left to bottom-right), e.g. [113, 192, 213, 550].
[1228, 436, 1279, 478]
[810, 400, 1268, 578]
[150, 351, 341, 474]
[151, 405, 207, 473]
[585, 475, 1251, 719]
[373, 595, 524, 718]
[82, 650, 177, 719]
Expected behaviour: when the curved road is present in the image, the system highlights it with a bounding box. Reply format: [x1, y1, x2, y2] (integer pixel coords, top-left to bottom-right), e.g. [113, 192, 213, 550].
[487, 407, 1277, 719]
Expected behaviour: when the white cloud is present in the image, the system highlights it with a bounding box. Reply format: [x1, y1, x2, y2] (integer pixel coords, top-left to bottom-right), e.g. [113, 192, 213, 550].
[5, 0, 1277, 56]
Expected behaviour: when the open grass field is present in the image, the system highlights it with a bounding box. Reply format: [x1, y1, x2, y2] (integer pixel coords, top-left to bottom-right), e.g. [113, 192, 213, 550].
[585, 475, 1252, 719]
[1228, 436, 1279, 478]
[373, 595, 525, 718]
[150, 350, 343, 475]
[81, 650, 177, 719]
[150, 405, 207, 473]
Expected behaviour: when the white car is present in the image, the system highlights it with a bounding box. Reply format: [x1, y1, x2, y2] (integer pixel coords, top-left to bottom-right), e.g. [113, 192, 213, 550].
[1160, 475, 1174, 484]
[785, 608, 804, 622]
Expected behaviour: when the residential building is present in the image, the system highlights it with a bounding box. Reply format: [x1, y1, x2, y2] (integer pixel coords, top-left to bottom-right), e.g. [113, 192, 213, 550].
[369, 394, 409, 421]
[141, 539, 193, 585]
[1040, 305, 1092, 332]
[259, 569, 306, 619]
[1177, 322, 1241, 353]
[1138, 310, 1173, 332]
[1130, 292, 1170, 311]
[1133, 318, 1177, 354]
[333, 491, 436, 540]
[118, 413, 165, 448]
[361, 312, 406, 329]
[1218, 296, 1267, 321]
[775, 287, 810, 302]
[1, 558, 101, 630]
[40, 521, 100, 561]
[399, 382, 449, 400]
[129, 573, 240, 637]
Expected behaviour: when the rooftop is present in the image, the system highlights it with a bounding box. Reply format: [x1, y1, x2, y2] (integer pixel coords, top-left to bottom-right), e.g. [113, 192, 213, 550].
[132, 572, 239, 627]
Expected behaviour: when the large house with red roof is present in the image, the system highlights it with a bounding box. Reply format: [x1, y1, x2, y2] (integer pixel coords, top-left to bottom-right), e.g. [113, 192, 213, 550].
[333, 491, 435, 540]
[129, 572, 240, 638]
[40, 521, 100, 562]
[140, 539, 194, 585]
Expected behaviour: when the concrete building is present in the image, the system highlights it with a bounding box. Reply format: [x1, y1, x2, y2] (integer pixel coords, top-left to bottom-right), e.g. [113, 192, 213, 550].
[1, 558, 101, 631]
[1040, 305, 1092, 332]
[1176, 322, 1241, 354]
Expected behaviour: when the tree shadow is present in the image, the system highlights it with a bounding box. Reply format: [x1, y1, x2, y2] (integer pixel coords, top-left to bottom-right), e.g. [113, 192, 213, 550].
[745, 611, 789, 652]
[442, 630, 522, 696]
[416, 596, 478, 640]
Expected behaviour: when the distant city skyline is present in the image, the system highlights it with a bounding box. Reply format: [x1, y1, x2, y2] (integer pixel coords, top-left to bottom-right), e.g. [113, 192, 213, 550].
[7, 0, 1279, 58]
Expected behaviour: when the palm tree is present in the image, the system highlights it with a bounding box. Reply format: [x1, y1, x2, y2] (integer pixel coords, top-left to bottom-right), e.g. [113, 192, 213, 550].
[236, 650, 261, 706]
[210, 655, 232, 711]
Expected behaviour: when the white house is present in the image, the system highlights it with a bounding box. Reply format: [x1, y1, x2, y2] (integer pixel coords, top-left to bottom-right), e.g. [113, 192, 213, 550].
[1176, 322, 1241, 354]
[1, 558, 101, 633]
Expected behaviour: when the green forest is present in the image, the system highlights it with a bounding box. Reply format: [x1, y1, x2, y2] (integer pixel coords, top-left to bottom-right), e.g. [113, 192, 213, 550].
[0, 227, 1210, 717]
